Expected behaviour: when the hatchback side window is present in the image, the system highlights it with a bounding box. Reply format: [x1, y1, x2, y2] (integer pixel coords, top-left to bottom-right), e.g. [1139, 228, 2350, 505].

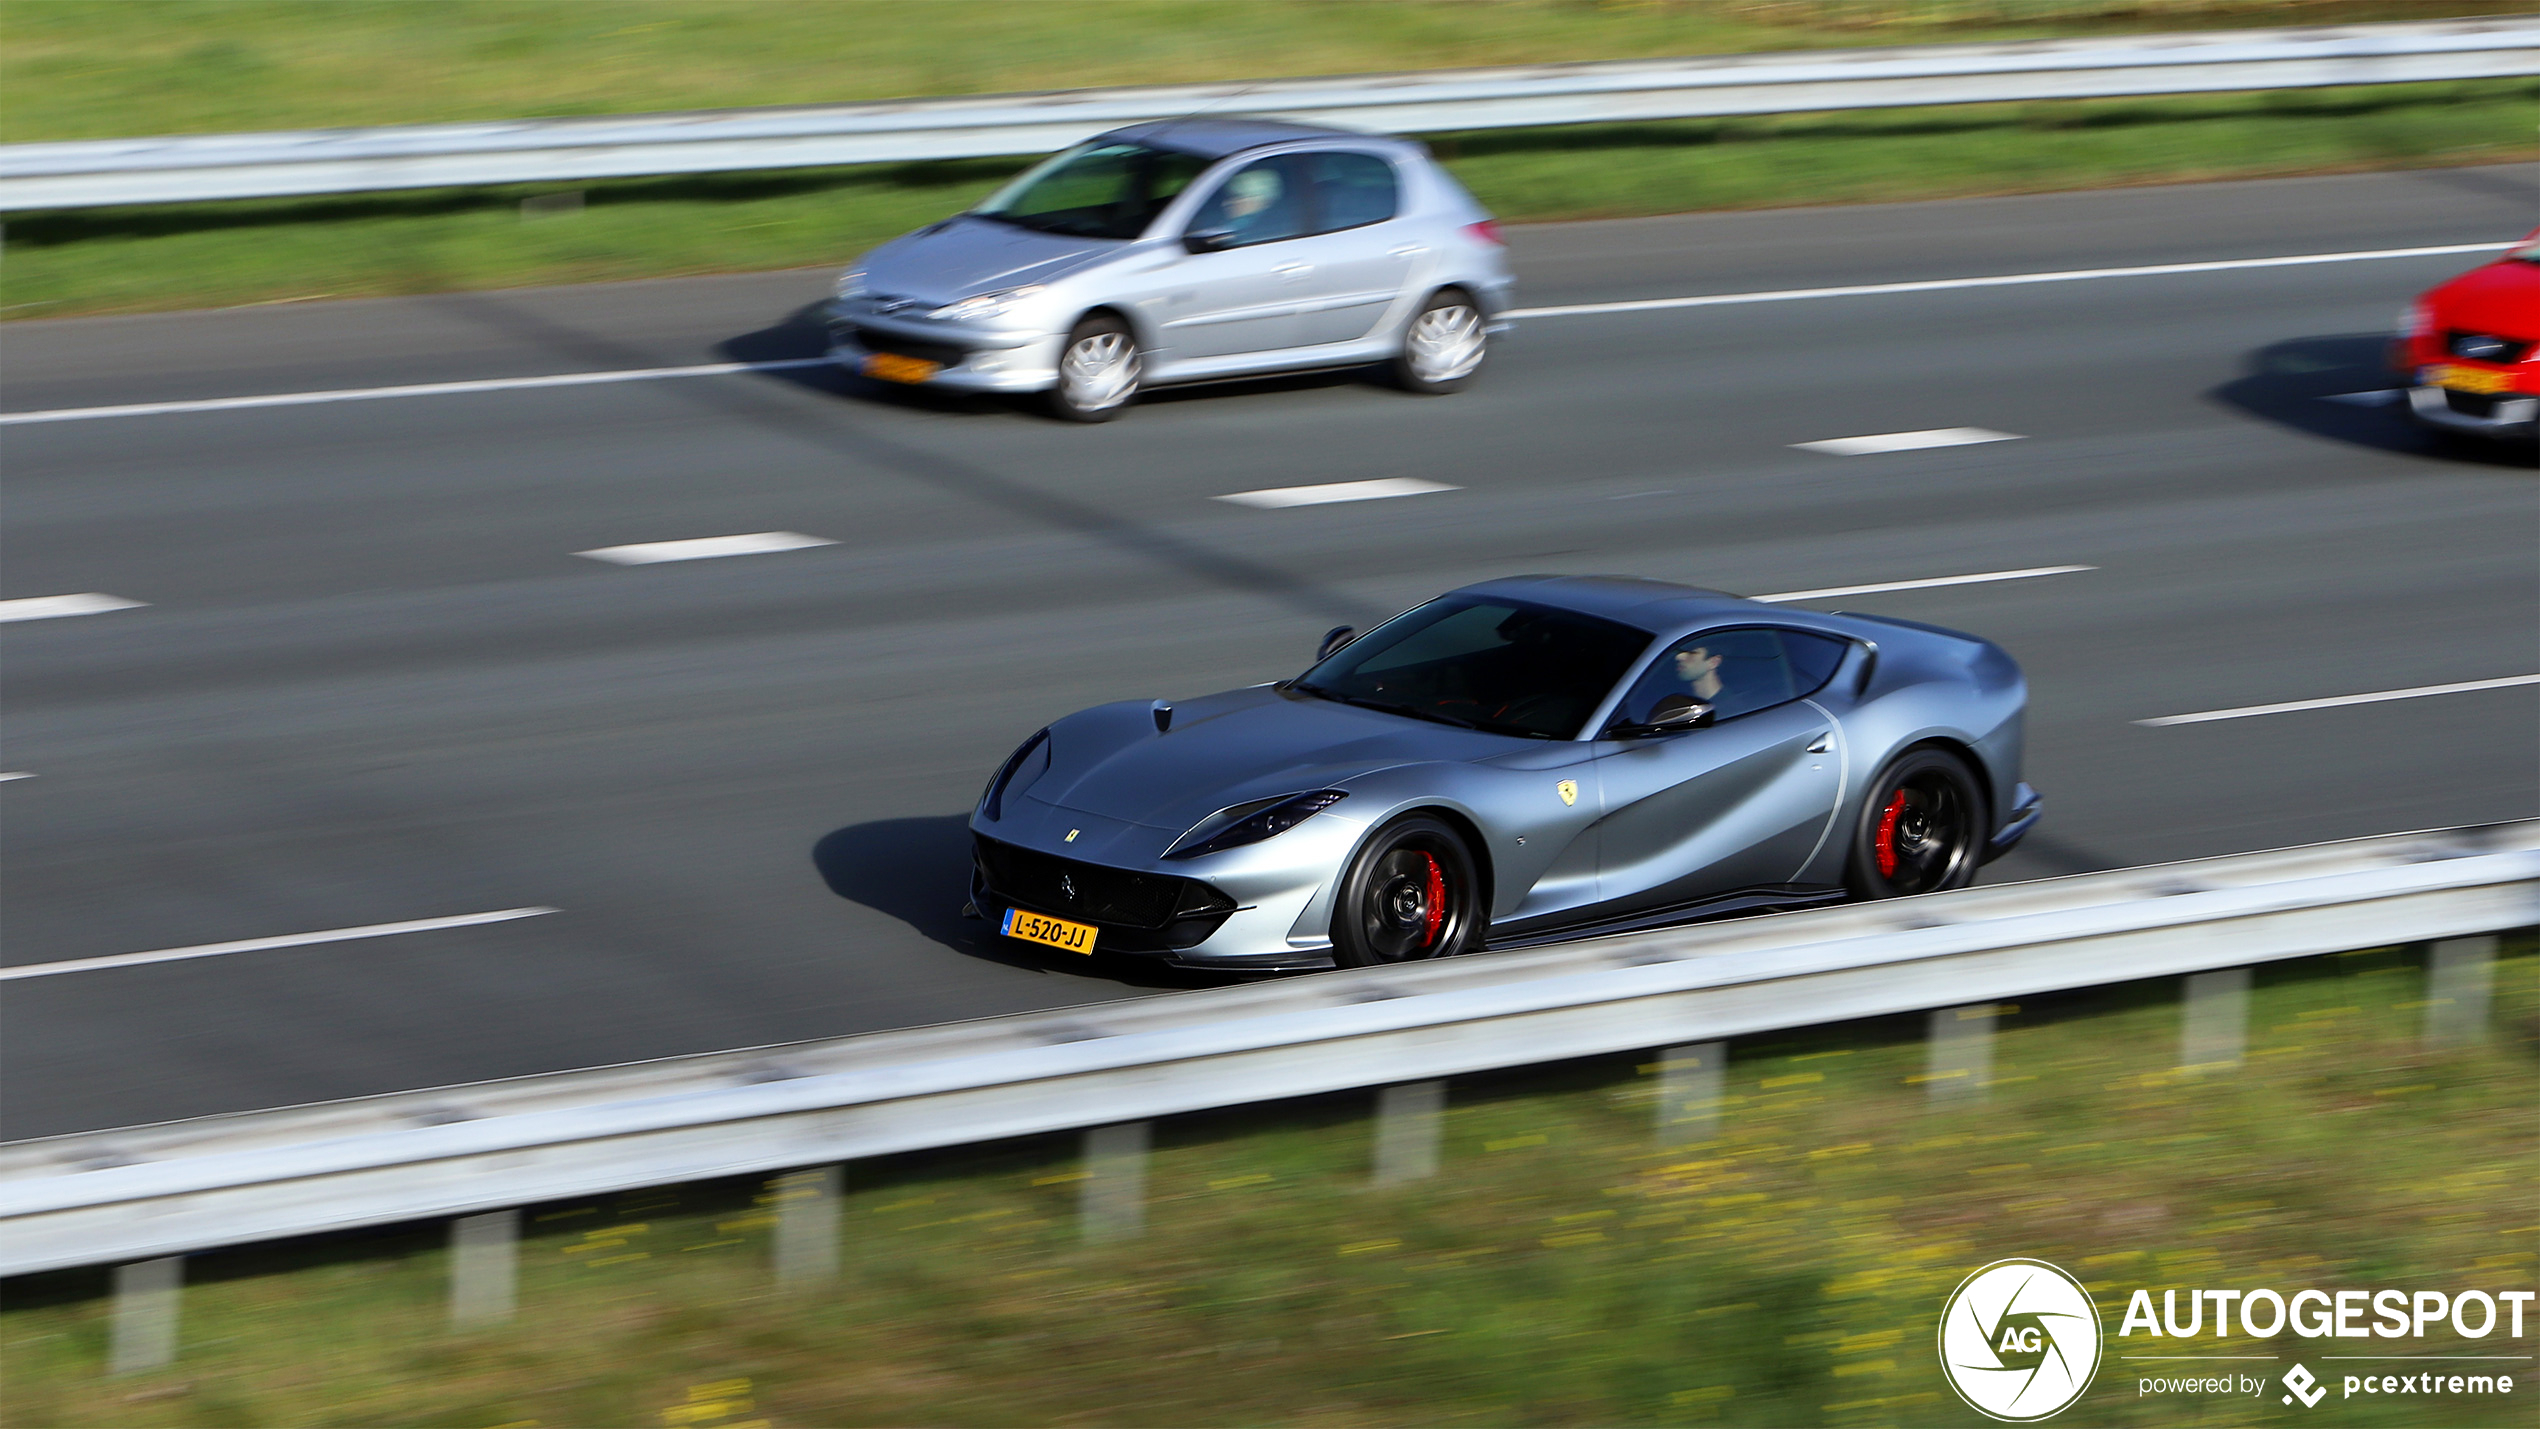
[1616, 628, 1798, 726]
[1305, 151, 1399, 233]
[1187, 156, 1311, 248]
[1780, 630, 1852, 698]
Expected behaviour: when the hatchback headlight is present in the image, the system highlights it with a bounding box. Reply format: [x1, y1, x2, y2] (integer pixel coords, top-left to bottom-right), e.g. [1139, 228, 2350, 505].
[834, 269, 868, 301]
[931, 286, 1045, 324]
[1164, 791, 1347, 860]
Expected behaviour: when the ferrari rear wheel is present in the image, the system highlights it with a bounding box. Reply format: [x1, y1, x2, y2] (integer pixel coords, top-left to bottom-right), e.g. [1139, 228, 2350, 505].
[1846, 748, 1984, 900]
[1331, 814, 1482, 966]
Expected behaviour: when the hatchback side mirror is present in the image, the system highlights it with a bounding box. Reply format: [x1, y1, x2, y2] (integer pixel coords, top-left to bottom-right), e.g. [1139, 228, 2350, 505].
[1316, 626, 1356, 661]
[1610, 697, 1715, 738]
[1183, 227, 1235, 254]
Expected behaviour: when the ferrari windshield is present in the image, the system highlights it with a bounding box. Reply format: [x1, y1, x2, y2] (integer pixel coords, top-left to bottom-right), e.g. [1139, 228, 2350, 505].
[1294, 598, 1652, 739]
[973, 141, 1211, 240]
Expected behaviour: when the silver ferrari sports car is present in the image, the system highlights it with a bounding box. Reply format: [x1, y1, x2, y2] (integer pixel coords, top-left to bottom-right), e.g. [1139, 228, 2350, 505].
[970, 576, 2041, 971]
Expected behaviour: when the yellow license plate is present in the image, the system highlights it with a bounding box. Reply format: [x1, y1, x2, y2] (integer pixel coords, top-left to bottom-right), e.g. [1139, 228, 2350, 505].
[1001, 907, 1097, 954]
[2432, 364, 2514, 395]
[862, 352, 941, 385]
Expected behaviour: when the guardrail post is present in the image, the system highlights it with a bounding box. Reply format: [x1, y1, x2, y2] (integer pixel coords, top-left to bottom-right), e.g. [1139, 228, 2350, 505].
[1924, 1004, 1994, 1100]
[1081, 1123, 1148, 1243]
[1372, 1080, 1444, 1185]
[2181, 968, 2250, 1072]
[108, 1257, 180, 1375]
[449, 1210, 519, 1327]
[773, 1165, 842, 1285]
[2425, 936, 2498, 1047]
[1655, 1043, 1725, 1145]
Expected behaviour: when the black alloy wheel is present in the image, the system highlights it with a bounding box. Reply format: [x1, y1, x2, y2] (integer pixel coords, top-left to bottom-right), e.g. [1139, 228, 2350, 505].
[1331, 814, 1483, 966]
[1846, 748, 1985, 900]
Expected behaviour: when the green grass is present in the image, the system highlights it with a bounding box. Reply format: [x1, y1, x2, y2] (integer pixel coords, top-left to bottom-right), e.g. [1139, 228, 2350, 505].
[6, 942, 2532, 1426]
[5, 1, 2515, 143]
[6, 77, 2533, 321]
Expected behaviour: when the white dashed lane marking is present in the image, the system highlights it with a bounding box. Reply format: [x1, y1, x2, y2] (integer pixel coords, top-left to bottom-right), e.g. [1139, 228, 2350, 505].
[576, 531, 837, 565]
[1216, 477, 1458, 509]
[2139, 675, 2540, 727]
[6, 243, 2504, 428]
[1794, 427, 2022, 456]
[0, 772, 32, 782]
[0, 593, 147, 622]
[2, 907, 559, 981]
[1751, 565, 2095, 603]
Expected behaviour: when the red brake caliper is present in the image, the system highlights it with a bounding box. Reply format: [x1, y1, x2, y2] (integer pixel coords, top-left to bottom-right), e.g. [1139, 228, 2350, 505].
[1874, 791, 1910, 878]
[1420, 852, 1446, 948]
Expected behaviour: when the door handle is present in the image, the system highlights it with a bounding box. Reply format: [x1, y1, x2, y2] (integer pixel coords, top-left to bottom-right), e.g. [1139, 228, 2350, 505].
[1806, 736, 1831, 754]
[1389, 243, 1426, 257]
[1275, 262, 1312, 280]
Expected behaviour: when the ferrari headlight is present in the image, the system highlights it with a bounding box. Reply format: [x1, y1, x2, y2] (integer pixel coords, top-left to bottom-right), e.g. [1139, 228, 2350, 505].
[979, 728, 1050, 821]
[1164, 790, 1347, 860]
[930, 286, 1044, 323]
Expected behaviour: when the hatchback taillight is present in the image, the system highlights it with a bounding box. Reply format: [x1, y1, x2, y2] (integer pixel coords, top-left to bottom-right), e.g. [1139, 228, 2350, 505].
[1463, 220, 1503, 247]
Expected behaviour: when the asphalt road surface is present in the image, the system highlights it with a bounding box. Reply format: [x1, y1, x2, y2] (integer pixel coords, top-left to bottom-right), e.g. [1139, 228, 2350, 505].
[5, 165, 2534, 1140]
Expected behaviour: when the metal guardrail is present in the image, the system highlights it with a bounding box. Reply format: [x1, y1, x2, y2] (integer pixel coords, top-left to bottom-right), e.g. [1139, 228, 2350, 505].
[2, 820, 2532, 1278]
[4, 19, 2535, 212]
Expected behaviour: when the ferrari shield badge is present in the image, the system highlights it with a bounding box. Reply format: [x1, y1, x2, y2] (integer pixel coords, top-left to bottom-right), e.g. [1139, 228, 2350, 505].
[1556, 779, 1578, 807]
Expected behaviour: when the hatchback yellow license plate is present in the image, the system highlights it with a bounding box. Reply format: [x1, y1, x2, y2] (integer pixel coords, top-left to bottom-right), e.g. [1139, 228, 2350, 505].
[863, 352, 941, 384]
[2432, 364, 2514, 395]
[1002, 907, 1097, 954]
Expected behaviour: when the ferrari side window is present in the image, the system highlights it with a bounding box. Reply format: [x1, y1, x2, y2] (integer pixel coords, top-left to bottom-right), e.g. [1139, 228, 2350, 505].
[1780, 630, 1851, 698]
[1621, 628, 1797, 725]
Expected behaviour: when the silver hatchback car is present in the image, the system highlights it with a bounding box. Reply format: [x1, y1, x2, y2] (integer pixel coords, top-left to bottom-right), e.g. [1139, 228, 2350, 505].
[825, 118, 1516, 420]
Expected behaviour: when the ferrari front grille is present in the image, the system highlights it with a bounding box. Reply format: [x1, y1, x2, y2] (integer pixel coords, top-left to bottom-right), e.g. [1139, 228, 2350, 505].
[973, 836, 1235, 931]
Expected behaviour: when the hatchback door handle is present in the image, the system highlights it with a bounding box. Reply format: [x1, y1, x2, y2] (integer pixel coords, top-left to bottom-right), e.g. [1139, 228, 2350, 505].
[1389, 243, 1426, 257]
[1275, 262, 1312, 280]
[1806, 736, 1831, 754]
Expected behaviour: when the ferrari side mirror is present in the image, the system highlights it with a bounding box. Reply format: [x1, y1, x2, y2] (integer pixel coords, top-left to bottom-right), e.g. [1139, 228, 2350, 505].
[1610, 698, 1714, 738]
[1317, 626, 1356, 660]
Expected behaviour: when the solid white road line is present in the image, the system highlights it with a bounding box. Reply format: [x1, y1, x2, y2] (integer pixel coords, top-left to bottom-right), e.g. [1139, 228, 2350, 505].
[0, 358, 831, 427]
[0, 907, 559, 981]
[2140, 674, 2540, 727]
[2, 242, 2508, 430]
[1752, 565, 2094, 603]
[1794, 427, 2022, 456]
[576, 531, 837, 565]
[1505, 241, 2514, 320]
[1216, 477, 1459, 509]
[0, 593, 147, 622]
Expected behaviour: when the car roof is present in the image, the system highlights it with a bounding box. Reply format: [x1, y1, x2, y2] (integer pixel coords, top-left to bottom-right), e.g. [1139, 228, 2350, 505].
[1446, 574, 1774, 633]
[1100, 116, 1395, 160]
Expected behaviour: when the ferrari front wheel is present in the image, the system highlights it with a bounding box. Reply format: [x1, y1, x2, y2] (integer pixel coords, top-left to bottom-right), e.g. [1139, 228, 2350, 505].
[1846, 749, 1984, 900]
[1331, 814, 1482, 966]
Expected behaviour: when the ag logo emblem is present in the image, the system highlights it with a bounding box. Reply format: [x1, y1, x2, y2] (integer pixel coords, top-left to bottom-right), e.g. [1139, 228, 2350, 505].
[1938, 1258, 2102, 1421]
[1556, 779, 1578, 807]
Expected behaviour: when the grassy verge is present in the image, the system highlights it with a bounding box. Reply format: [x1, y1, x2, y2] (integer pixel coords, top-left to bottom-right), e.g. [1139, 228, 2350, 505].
[7, 77, 2534, 321]
[6, 2, 2517, 143]
[6, 941, 2532, 1426]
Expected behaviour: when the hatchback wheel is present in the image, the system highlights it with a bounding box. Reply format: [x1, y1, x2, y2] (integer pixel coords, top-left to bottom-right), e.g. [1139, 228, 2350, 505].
[1048, 314, 1140, 422]
[1331, 814, 1483, 966]
[1393, 289, 1487, 394]
[1846, 749, 1985, 900]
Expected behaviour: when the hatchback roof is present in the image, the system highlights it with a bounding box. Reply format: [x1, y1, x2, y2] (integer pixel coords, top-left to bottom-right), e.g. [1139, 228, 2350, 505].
[1102, 116, 1384, 160]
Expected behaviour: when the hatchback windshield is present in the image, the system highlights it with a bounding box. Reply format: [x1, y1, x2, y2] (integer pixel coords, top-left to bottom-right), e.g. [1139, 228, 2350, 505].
[973, 142, 1211, 240]
[1293, 599, 1652, 739]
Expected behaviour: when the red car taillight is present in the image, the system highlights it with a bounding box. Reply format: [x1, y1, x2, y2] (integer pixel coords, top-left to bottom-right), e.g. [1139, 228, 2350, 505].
[1463, 220, 1503, 247]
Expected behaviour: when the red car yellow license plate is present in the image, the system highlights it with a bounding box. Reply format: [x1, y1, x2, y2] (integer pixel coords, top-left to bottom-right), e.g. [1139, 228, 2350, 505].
[863, 352, 941, 384]
[2431, 364, 2514, 395]
[1002, 907, 1097, 954]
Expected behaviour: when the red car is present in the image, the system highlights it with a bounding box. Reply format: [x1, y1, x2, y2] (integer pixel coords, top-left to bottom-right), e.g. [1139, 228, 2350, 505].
[2395, 229, 2540, 445]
